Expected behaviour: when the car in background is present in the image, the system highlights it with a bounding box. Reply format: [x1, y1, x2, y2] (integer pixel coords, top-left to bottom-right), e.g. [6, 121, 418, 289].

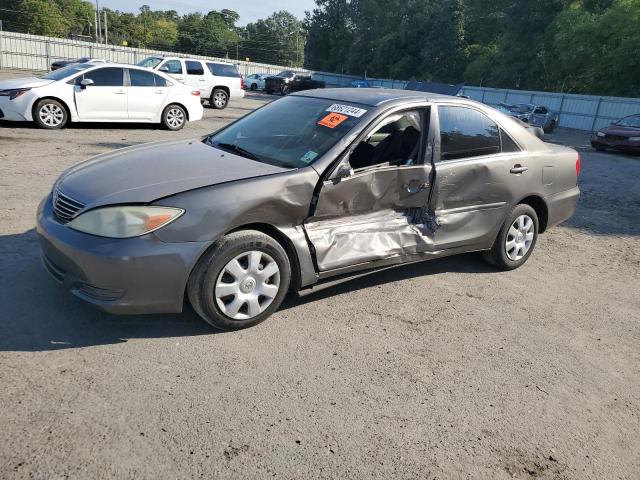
[50, 57, 106, 71]
[264, 70, 325, 95]
[0, 63, 203, 130]
[499, 102, 559, 133]
[137, 56, 244, 109]
[591, 114, 640, 152]
[37, 89, 580, 331]
[244, 73, 269, 91]
[493, 103, 545, 139]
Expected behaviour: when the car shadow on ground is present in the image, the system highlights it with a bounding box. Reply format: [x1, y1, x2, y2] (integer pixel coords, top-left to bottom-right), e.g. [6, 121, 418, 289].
[0, 229, 495, 352]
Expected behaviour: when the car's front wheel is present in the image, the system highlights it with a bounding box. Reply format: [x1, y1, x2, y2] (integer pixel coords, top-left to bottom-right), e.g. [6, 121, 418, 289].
[34, 99, 68, 129]
[187, 230, 291, 330]
[280, 84, 290, 96]
[250, 83, 257, 91]
[483, 204, 539, 270]
[210, 88, 229, 109]
[544, 120, 556, 133]
[161, 104, 186, 130]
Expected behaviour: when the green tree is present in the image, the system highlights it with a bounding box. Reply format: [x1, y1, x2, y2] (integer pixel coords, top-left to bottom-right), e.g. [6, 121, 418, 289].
[17, 0, 68, 36]
[54, 0, 94, 36]
[242, 11, 305, 66]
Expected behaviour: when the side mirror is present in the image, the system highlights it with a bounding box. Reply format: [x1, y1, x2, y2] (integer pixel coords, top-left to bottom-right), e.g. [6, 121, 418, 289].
[80, 78, 94, 89]
[159, 66, 169, 72]
[335, 165, 354, 182]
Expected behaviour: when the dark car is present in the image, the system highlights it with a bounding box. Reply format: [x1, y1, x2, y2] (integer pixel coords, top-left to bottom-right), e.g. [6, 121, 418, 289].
[264, 70, 325, 95]
[591, 114, 640, 152]
[38, 89, 580, 330]
[499, 103, 559, 133]
[50, 57, 105, 71]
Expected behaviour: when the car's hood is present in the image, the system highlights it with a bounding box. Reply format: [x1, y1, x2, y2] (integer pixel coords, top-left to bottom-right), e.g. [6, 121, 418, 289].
[0, 77, 55, 90]
[56, 138, 292, 209]
[599, 125, 640, 136]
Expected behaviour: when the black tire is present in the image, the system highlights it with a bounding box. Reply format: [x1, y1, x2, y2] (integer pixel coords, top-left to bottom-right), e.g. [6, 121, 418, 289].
[544, 120, 556, 133]
[483, 204, 539, 270]
[161, 104, 187, 131]
[593, 144, 606, 151]
[250, 83, 257, 91]
[187, 230, 291, 330]
[33, 98, 68, 129]
[210, 88, 229, 110]
[280, 84, 290, 96]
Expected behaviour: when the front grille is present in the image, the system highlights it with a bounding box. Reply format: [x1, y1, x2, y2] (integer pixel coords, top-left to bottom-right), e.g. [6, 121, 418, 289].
[53, 189, 85, 223]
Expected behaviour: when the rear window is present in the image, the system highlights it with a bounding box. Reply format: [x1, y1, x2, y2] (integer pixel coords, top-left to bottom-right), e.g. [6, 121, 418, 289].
[186, 61, 204, 75]
[207, 63, 241, 78]
[137, 57, 163, 69]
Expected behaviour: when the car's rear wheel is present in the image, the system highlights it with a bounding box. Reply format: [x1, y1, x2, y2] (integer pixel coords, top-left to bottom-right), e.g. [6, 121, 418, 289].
[250, 83, 257, 91]
[483, 204, 539, 270]
[211, 88, 229, 109]
[187, 230, 291, 330]
[544, 120, 556, 133]
[161, 104, 186, 130]
[34, 99, 68, 129]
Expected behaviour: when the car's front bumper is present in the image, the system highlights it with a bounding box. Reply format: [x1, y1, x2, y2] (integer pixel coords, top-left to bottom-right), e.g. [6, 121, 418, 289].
[591, 137, 640, 151]
[36, 195, 210, 315]
[0, 92, 37, 122]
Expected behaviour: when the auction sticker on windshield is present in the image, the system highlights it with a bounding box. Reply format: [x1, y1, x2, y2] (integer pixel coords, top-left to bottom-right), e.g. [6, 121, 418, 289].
[318, 112, 348, 129]
[326, 104, 368, 118]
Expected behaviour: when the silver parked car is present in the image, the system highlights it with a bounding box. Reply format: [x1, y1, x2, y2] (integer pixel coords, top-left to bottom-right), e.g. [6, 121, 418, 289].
[499, 103, 559, 133]
[37, 89, 580, 330]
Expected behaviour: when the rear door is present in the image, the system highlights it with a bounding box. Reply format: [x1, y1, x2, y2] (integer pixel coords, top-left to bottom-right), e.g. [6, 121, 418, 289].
[185, 60, 208, 97]
[430, 103, 528, 250]
[305, 107, 436, 272]
[126, 69, 169, 121]
[74, 67, 127, 120]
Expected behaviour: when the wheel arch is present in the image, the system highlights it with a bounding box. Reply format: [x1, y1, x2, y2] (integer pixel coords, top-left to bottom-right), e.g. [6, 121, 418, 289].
[164, 102, 189, 120]
[31, 96, 73, 123]
[212, 85, 230, 97]
[518, 195, 549, 233]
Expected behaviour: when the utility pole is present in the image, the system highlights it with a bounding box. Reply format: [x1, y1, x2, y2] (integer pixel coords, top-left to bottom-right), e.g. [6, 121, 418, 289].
[96, 1, 102, 43]
[94, 9, 98, 43]
[103, 10, 108, 45]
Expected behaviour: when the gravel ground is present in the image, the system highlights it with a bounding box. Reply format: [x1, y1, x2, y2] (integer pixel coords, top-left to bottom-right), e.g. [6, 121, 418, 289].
[0, 69, 639, 479]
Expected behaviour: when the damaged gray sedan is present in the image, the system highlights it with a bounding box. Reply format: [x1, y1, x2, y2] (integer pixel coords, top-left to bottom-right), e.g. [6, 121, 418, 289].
[37, 89, 580, 330]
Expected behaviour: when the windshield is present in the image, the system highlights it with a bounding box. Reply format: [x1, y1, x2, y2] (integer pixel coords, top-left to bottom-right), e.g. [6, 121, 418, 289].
[616, 115, 640, 128]
[277, 70, 294, 78]
[204, 96, 368, 168]
[40, 63, 94, 81]
[137, 57, 163, 69]
[511, 104, 534, 113]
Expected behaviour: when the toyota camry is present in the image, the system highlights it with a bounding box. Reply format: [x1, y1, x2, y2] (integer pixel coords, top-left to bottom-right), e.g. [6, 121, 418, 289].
[37, 89, 580, 330]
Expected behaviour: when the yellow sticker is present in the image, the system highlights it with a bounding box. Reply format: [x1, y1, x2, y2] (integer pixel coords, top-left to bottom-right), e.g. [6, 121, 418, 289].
[318, 112, 348, 129]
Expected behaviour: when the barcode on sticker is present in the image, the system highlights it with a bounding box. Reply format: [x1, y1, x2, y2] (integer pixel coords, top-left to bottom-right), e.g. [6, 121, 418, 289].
[326, 104, 368, 118]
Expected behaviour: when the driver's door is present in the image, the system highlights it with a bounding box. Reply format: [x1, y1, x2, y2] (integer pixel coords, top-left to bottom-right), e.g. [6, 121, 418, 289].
[304, 107, 436, 272]
[74, 67, 127, 120]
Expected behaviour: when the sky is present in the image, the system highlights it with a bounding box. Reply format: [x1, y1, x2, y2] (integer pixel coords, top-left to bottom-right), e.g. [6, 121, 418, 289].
[98, 0, 317, 25]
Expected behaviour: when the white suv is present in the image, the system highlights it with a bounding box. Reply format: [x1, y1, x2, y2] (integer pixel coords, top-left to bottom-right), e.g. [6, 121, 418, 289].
[138, 57, 244, 109]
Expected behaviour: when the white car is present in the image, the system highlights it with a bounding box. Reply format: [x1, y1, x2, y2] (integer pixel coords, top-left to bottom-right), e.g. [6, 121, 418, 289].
[137, 56, 244, 109]
[0, 63, 203, 130]
[244, 73, 269, 91]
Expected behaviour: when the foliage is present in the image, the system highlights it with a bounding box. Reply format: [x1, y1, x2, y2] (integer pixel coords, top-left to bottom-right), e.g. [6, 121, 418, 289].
[241, 11, 305, 67]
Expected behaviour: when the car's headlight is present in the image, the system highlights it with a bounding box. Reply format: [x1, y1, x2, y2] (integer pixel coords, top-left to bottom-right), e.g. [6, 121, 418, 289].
[629, 136, 640, 141]
[0, 88, 31, 100]
[596, 132, 606, 137]
[68, 206, 184, 238]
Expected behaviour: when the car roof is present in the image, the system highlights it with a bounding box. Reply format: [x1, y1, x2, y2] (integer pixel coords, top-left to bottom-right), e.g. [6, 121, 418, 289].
[291, 87, 459, 107]
[143, 55, 235, 66]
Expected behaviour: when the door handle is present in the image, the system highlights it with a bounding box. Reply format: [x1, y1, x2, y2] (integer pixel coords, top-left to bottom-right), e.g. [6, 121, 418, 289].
[198, 79, 206, 82]
[154, 89, 164, 94]
[115, 90, 126, 94]
[510, 164, 529, 174]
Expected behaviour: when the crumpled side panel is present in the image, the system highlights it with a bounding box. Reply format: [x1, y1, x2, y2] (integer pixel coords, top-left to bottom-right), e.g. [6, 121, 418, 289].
[305, 210, 434, 271]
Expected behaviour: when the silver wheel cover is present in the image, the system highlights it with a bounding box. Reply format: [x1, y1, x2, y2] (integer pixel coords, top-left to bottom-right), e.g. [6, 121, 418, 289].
[505, 214, 535, 261]
[166, 107, 185, 128]
[39, 103, 64, 127]
[213, 91, 227, 107]
[215, 250, 281, 320]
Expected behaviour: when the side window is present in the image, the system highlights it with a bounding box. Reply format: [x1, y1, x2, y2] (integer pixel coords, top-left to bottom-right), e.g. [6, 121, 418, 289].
[500, 130, 521, 153]
[438, 106, 500, 161]
[162, 60, 182, 74]
[129, 69, 155, 87]
[153, 74, 171, 87]
[82, 67, 124, 87]
[349, 111, 423, 170]
[534, 107, 548, 114]
[206, 62, 241, 78]
[186, 61, 204, 75]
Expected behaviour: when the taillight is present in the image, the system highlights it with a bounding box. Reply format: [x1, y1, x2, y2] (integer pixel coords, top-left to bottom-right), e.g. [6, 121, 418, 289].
[240, 77, 244, 89]
[576, 153, 581, 177]
[191, 90, 200, 96]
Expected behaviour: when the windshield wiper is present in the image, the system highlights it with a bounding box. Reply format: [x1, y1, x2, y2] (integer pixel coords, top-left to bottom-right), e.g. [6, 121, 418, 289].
[212, 142, 260, 161]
